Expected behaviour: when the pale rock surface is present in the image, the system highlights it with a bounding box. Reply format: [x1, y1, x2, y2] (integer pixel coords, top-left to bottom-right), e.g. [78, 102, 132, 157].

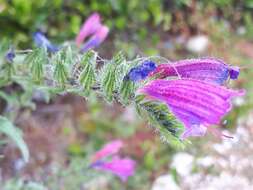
[152, 174, 180, 190]
[186, 35, 209, 54]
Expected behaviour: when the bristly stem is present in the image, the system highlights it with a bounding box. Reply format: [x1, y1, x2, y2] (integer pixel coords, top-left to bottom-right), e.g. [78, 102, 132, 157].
[0, 45, 189, 146]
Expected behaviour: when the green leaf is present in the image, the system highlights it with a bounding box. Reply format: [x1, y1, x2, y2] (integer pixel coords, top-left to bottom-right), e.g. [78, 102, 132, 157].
[0, 39, 10, 64]
[78, 51, 97, 95]
[114, 52, 127, 89]
[30, 48, 47, 82]
[137, 98, 185, 147]
[59, 46, 73, 66]
[65, 46, 74, 65]
[3, 61, 15, 80]
[23, 51, 36, 65]
[100, 51, 125, 102]
[119, 79, 136, 105]
[0, 116, 29, 162]
[0, 90, 19, 108]
[117, 59, 139, 105]
[54, 53, 68, 86]
[101, 62, 116, 101]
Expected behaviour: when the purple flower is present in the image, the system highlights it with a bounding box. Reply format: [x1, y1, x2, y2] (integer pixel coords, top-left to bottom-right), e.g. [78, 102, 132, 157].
[76, 12, 109, 52]
[80, 25, 109, 53]
[229, 66, 240, 79]
[92, 156, 136, 182]
[139, 79, 245, 139]
[5, 48, 15, 63]
[150, 58, 240, 85]
[125, 61, 157, 82]
[92, 140, 123, 162]
[90, 140, 136, 182]
[33, 32, 59, 52]
[76, 12, 102, 47]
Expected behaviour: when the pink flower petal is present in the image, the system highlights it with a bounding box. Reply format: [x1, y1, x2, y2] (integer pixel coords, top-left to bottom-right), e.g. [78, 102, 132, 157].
[80, 25, 109, 52]
[75, 12, 101, 47]
[93, 156, 136, 182]
[140, 79, 245, 139]
[150, 58, 240, 85]
[93, 140, 123, 162]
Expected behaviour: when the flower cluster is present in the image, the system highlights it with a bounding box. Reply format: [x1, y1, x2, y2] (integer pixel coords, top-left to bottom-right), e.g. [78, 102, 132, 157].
[90, 140, 136, 182]
[28, 30, 247, 140]
[134, 58, 245, 139]
[33, 12, 109, 53]
[75, 12, 109, 52]
[5, 12, 245, 144]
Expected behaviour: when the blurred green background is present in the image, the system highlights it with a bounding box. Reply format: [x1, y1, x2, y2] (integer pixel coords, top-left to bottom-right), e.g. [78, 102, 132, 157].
[1, 0, 253, 189]
[1, 0, 253, 48]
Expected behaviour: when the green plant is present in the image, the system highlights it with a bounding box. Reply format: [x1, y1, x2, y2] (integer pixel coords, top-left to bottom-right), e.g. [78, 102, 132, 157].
[0, 116, 29, 163]
[0, 38, 189, 165]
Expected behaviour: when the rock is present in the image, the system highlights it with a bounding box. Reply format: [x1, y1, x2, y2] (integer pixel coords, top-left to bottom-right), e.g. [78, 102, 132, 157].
[237, 26, 246, 36]
[122, 106, 138, 123]
[233, 97, 245, 106]
[197, 156, 215, 168]
[171, 152, 194, 177]
[152, 174, 180, 190]
[186, 35, 209, 54]
[84, 176, 109, 190]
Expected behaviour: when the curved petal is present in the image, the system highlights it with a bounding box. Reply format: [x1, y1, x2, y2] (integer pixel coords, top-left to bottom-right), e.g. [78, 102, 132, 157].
[92, 156, 136, 182]
[80, 25, 109, 53]
[140, 79, 245, 139]
[92, 140, 123, 162]
[75, 12, 101, 47]
[150, 58, 240, 84]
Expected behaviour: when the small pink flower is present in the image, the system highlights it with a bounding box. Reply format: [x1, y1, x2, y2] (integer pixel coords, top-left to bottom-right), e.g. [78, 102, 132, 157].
[92, 156, 136, 182]
[90, 140, 136, 182]
[92, 140, 123, 162]
[75, 12, 101, 47]
[80, 25, 109, 52]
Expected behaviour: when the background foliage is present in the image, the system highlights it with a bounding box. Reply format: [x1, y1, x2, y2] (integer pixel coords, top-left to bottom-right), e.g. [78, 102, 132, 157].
[1, 0, 253, 47]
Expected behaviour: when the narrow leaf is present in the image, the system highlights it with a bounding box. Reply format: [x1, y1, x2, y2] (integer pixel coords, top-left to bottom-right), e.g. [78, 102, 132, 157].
[137, 99, 185, 147]
[119, 79, 136, 105]
[0, 116, 29, 162]
[53, 53, 68, 86]
[30, 48, 47, 82]
[78, 51, 97, 95]
[101, 52, 126, 101]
